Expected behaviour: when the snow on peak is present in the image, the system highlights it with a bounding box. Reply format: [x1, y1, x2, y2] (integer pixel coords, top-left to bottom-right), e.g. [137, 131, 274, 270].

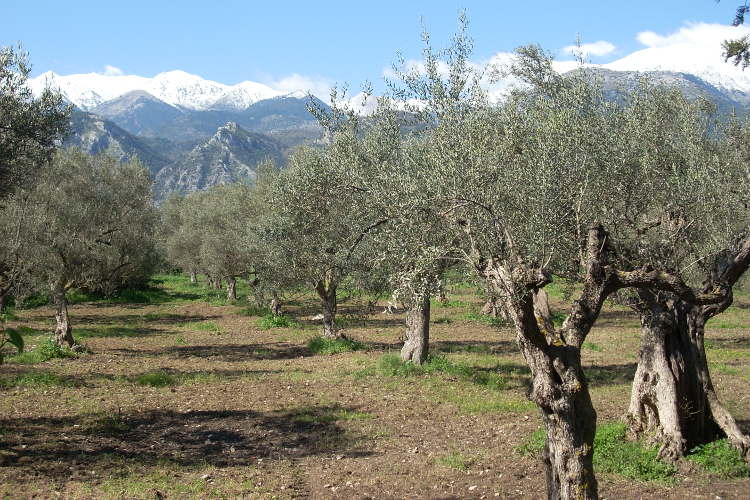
[29, 69, 304, 111]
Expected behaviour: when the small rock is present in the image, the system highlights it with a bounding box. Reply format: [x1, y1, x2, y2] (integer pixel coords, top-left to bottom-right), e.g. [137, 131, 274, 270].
[469, 485, 477, 491]
[201, 474, 211, 481]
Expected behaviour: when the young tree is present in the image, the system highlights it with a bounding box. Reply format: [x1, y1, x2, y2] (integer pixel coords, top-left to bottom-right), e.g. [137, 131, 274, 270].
[19, 149, 157, 348]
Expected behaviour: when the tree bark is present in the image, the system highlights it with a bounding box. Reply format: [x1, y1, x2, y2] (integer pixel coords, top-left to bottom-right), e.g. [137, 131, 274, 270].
[226, 276, 237, 300]
[190, 270, 197, 285]
[52, 284, 75, 349]
[315, 278, 342, 339]
[0, 291, 6, 314]
[215, 278, 222, 289]
[207, 276, 215, 288]
[270, 291, 281, 316]
[401, 292, 431, 364]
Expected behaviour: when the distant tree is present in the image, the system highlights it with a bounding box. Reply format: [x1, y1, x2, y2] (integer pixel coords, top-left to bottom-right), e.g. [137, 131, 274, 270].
[18, 149, 157, 348]
[161, 194, 204, 285]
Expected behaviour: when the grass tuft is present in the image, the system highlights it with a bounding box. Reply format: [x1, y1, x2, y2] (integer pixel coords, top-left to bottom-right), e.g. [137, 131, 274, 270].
[307, 336, 365, 355]
[136, 370, 177, 387]
[10, 337, 78, 364]
[437, 452, 473, 471]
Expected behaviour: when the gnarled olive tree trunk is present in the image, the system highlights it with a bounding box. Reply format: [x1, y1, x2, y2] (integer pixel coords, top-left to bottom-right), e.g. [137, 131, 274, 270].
[51, 283, 75, 348]
[226, 276, 237, 300]
[628, 239, 750, 459]
[401, 292, 431, 364]
[315, 277, 342, 339]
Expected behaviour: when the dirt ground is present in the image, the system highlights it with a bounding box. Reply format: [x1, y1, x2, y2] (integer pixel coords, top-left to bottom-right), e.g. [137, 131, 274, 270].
[1, 277, 749, 499]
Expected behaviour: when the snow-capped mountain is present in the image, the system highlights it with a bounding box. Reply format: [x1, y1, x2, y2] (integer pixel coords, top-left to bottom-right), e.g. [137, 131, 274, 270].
[600, 23, 750, 95]
[29, 70, 287, 111]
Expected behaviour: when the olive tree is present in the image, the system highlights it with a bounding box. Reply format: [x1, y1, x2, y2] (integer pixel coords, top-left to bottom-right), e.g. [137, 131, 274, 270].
[20, 149, 157, 348]
[383, 20, 739, 496]
[262, 133, 380, 338]
[0, 45, 70, 199]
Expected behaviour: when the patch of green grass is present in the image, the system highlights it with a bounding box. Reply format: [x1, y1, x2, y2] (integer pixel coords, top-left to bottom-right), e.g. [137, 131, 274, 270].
[174, 335, 187, 345]
[516, 428, 546, 456]
[710, 362, 739, 376]
[136, 370, 177, 387]
[582, 341, 603, 352]
[257, 313, 300, 330]
[373, 354, 508, 389]
[134, 370, 222, 387]
[706, 319, 747, 329]
[308, 336, 365, 355]
[0, 309, 19, 321]
[433, 317, 453, 324]
[10, 337, 78, 364]
[460, 311, 506, 327]
[0, 370, 69, 388]
[516, 423, 677, 483]
[551, 311, 566, 328]
[86, 412, 131, 435]
[292, 407, 373, 424]
[688, 439, 750, 478]
[595, 422, 676, 482]
[437, 452, 473, 471]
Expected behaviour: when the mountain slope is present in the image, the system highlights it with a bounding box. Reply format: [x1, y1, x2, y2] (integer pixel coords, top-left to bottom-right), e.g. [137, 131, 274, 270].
[65, 111, 170, 175]
[154, 122, 285, 200]
[91, 91, 183, 135]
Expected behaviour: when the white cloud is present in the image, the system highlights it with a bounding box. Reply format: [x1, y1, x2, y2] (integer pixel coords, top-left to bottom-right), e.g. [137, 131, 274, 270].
[102, 65, 124, 76]
[562, 40, 616, 57]
[633, 22, 750, 49]
[266, 73, 334, 101]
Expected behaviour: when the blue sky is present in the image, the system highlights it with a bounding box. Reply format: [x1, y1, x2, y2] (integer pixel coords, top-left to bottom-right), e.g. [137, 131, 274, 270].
[1, 1, 744, 90]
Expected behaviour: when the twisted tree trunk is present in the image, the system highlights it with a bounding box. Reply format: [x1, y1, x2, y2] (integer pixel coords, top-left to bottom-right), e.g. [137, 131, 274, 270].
[628, 239, 750, 460]
[52, 284, 75, 348]
[315, 277, 341, 339]
[401, 292, 431, 364]
[190, 270, 197, 285]
[226, 276, 237, 300]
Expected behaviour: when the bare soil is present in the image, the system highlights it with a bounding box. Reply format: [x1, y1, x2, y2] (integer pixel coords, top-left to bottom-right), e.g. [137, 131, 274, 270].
[1, 282, 749, 499]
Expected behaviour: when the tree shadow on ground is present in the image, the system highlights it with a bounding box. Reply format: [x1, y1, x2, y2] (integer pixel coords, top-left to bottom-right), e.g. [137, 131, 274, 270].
[432, 340, 518, 356]
[69, 313, 221, 327]
[584, 362, 637, 387]
[706, 336, 750, 350]
[0, 405, 373, 482]
[592, 309, 639, 327]
[111, 342, 314, 362]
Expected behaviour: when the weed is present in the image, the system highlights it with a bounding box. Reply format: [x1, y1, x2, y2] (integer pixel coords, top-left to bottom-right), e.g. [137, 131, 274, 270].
[551, 311, 566, 328]
[437, 452, 473, 471]
[432, 299, 470, 309]
[308, 336, 365, 355]
[688, 439, 750, 478]
[174, 335, 187, 345]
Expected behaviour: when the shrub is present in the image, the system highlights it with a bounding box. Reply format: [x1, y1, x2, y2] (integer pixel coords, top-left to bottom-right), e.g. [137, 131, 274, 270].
[11, 337, 78, 364]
